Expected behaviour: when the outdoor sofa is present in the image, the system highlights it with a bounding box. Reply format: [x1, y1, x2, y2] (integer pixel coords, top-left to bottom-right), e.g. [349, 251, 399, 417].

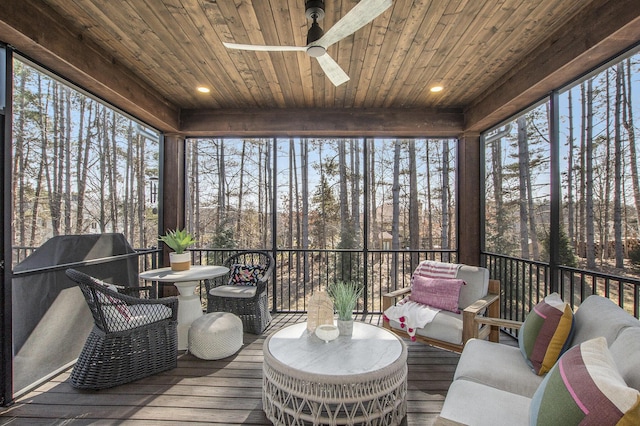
[437, 294, 640, 425]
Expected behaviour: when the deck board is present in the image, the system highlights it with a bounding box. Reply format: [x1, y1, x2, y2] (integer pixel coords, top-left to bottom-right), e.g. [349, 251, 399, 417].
[0, 314, 516, 425]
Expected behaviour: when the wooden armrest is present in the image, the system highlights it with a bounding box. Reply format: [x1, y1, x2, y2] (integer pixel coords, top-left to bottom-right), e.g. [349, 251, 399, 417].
[475, 317, 523, 329]
[462, 279, 502, 344]
[462, 293, 500, 315]
[382, 287, 411, 299]
[382, 287, 411, 311]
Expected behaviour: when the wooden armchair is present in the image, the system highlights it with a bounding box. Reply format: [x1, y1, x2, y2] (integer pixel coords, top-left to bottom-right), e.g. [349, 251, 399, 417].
[382, 264, 501, 353]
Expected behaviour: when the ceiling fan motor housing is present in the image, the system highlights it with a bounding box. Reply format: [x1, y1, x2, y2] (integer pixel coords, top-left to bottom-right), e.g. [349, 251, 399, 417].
[305, 0, 325, 21]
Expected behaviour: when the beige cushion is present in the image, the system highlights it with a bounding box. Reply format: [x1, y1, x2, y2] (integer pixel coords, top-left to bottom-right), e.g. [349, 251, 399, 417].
[453, 338, 544, 398]
[440, 379, 530, 426]
[571, 295, 640, 346]
[455, 265, 489, 309]
[209, 285, 257, 299]
[609, 326, 640, 391]
[389, 310, 463, 345]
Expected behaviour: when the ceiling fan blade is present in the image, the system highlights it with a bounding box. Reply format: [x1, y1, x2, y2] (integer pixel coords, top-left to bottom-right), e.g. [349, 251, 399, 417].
[316, 54, 350, 87]
[316, 0, 392, 49]
[223, 42, 306, 52]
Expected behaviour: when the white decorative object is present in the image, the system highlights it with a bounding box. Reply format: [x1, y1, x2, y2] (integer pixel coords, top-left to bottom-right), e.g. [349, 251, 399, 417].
[315, 324, 339, 342]
[307, 292, 334, 333]
[188, 312, 243, 360]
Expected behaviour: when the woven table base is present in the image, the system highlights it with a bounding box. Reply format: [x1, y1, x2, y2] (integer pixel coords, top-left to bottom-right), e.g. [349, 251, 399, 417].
[263, 361, 407, 425]
[262, 322, 408, 426]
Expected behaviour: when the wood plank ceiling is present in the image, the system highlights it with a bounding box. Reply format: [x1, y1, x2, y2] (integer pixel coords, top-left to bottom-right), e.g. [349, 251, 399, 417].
[2, 0, 639, 135]
[39, 0, 592, 110]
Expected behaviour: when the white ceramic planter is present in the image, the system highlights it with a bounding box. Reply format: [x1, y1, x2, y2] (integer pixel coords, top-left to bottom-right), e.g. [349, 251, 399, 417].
[169, 252, 191, 271]
[337, 319, 354, 336]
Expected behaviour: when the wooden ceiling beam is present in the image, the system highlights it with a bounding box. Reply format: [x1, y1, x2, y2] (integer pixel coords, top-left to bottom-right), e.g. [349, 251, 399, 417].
[465, 0, 640, 133]
[180, 108, 464, 138]
[0, 0, 180, 132]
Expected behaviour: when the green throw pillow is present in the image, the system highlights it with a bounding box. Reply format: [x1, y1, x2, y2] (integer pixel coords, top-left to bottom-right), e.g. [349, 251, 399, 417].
[530, 336, 640, 425]
[518, 292, 574, 375]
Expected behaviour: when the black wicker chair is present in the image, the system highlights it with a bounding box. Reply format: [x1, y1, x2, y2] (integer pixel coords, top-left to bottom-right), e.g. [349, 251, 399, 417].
[65, 268, 178, 390]
[205, 251, 274, 334]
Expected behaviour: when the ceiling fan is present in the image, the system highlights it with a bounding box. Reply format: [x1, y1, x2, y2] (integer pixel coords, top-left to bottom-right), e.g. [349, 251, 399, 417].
[223, 0, 393, 87]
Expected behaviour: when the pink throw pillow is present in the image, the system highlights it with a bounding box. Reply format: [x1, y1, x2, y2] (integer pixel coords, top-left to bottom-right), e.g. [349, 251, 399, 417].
[410, 275, 465, 313]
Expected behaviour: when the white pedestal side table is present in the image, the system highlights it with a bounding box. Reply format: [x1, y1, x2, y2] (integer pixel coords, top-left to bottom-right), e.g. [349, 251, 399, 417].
[263, 321, 408, 425]
[139, 265, 229, 350]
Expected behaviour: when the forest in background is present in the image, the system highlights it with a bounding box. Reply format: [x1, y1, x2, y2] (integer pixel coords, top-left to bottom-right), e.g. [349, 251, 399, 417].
[11, 59, 160, 259]
[485, 53, 640, 277]
[185, 138, 457, 254]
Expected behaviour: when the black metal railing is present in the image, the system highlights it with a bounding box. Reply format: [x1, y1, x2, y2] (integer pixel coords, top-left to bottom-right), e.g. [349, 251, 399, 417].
[483, 252, 640, 327]
[190, 248, 457, 313]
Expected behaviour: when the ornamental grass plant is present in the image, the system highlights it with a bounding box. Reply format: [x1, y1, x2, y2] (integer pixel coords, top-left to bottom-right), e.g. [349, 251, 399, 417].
[328, 281, 363, 321]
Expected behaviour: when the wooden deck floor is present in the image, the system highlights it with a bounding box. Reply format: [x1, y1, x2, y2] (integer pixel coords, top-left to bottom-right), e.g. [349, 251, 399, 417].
[1, 314, 513, 425]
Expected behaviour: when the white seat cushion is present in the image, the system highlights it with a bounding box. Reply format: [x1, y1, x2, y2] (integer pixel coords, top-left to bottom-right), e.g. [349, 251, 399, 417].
[209, 285, 257, 299]
[454, 338, 544, 398]
[105, 304, 173, 332]
[388, 310, 463, 345]
[440, 379, 531, 426]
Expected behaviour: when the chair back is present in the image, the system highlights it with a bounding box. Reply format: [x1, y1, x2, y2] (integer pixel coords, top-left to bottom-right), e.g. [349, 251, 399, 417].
[67, 269, 123, 332]
[66, 268, 177, 333]
[455, 265, 489, 309]
[223, 250, 274, 287]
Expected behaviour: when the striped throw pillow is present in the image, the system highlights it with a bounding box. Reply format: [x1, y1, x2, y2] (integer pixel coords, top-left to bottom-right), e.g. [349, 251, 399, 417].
[410, 275, 465, 313]
[530, 336, 640, 425]
[519, 292, 574, 375]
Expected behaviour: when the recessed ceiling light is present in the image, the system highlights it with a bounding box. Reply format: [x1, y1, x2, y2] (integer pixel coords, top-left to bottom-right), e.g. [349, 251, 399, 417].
[197, 86, 211, 93]
[430, 85, 443, 93]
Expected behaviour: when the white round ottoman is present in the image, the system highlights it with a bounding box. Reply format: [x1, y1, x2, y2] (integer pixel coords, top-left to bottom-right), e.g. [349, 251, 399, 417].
[188, 312, 243, 360]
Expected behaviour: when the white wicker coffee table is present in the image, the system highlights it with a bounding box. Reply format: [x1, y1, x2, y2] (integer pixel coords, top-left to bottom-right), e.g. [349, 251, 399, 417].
[263, 322, 407, 425]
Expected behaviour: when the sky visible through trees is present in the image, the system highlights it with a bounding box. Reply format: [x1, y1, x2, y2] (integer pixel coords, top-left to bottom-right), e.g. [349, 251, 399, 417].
[484, 51, 640, 278]
[185, 138, 457, 254]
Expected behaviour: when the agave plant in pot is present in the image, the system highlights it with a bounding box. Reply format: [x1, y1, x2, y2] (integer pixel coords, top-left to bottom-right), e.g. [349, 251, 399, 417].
[159, 228, 196, 271]
[328, 281, 363, 336]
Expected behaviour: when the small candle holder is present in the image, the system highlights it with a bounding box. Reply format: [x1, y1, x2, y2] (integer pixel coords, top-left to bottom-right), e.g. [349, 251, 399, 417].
[315, 324, 339, 342]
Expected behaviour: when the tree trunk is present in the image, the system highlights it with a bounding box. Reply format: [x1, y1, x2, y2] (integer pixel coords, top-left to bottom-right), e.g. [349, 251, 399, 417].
[585, 79, 596, 269]
[237, 139, 247, 237]
[409, 139, 419, 269]
[301, 139, 309, 283]
[426, 141, 433, 249]
[578, 83, 586, 257]
[370, 142, 378, 249]
[567, 89, 576, 250]
[441, 140, 450, 252]
[391, 140, 401, 286]
[622, 59, 639, 237]
[614, 63, 624, 268]
[63, 88, 72, 234]
[603, 70, 612, 261]
[517, 117, 530, 259]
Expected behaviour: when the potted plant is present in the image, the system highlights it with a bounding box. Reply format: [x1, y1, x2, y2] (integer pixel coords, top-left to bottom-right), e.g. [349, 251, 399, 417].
[159, 228, 196, 271]
[328, 281, 363, 336]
